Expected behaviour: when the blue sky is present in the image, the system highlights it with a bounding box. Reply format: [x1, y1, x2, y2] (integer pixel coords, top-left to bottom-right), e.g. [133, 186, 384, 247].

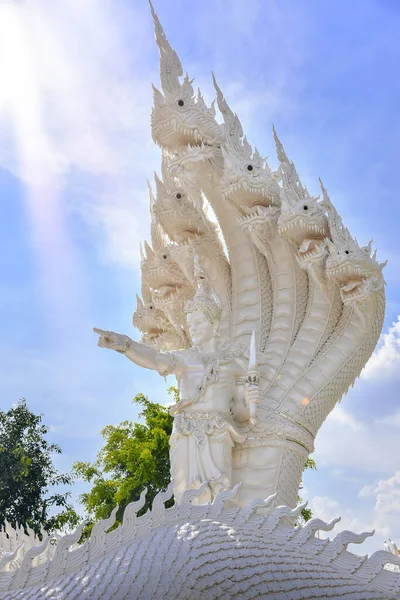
[0, 0, 399, 555]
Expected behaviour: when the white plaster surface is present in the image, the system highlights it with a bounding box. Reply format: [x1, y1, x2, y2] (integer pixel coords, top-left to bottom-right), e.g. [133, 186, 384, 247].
[2, 2, 393, 598]
[0, 486, 399, 599]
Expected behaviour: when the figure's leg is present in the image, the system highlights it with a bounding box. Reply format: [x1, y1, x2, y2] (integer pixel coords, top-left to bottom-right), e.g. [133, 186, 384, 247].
[189, 436, 213, 505]
[188, 435, 202, 489]
[208, 431, 234, 493]
[169, 434, 189, 504]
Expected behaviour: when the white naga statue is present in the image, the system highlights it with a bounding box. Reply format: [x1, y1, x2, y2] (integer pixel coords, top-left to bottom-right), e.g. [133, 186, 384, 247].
[95, 262, 258, 504]
[1, 5, 398, 599]
[94, 1, 387, 510]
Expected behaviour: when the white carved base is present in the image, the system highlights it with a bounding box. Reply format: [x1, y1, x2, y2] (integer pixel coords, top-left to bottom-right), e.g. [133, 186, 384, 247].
[1, 485, 399, 599]
[232, 440, 308, 509]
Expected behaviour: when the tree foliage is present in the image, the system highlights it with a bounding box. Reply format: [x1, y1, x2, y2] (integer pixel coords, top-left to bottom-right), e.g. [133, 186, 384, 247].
[299, 456, 317, 523]
[74, 389, 176, 536]
[0, 399, 78, 535]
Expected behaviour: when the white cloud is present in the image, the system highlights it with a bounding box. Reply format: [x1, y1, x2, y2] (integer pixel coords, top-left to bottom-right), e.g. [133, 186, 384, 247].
[362, 316, 400, 380]
[0, 0, 155, 180]
[359, 472, 400, 538]
[310, 495, 341, 523]
[309, 316, 400, 475]
[0, 0, 306, 272]
[310, 475, 400, 556]
[378, 410, 400, 426]
[327, 404, 364, 431]
[314, 403, 400, 474]
[310, 495, 372, 536]
[0, 0, 158, 268]
[76, 192, 151, 269]
[306, 317, 400, 554]
[309, 495, 375, 551]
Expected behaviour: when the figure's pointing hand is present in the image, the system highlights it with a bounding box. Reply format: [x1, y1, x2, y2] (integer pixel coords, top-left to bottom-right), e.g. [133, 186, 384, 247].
[93, 327, 110, 338]
[93, 328, 131, 352]
[93, 327, 113, 348]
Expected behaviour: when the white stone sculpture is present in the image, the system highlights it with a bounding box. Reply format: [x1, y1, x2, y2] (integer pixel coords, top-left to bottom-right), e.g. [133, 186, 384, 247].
[94, 0, 387, 512]
[384, 539, 400, 575]
[94, 261, 252, 505]
[2, 3, 397, 598]
[0, 486, 399, 598]
[0, 523, 59, 572]
[388, 539, 400, 556]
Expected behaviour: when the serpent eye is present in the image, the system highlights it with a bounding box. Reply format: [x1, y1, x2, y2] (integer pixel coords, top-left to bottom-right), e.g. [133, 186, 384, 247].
[303, 205, 309, 211]
[176, 193, 182, 199]
[345, 250, 350, 255]
[247, 165, 253, 171]
[178, 99, 184, 107]
[163, 254, 168, 259]
[149, 305, 153, 310]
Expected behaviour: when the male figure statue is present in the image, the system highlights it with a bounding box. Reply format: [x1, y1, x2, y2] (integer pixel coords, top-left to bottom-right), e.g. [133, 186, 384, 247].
[94, 269, 257, 504]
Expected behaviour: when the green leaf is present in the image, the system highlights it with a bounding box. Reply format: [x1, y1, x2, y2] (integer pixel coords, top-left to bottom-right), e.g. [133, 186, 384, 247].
[0, 399, 76, 535]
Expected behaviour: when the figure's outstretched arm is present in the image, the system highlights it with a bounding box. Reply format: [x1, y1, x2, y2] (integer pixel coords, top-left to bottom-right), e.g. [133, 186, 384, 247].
[93, 328, 177, 376]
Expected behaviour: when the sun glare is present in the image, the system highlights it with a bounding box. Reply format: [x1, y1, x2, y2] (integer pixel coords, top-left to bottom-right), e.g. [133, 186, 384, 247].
[0, 2, 81, 335]
[0, 3, 48, 181]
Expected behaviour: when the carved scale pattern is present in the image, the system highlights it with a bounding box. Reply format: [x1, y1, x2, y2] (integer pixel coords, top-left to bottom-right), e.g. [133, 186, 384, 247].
[304, 294, 386, 432]
[274, 446, 307, 510]
[256, 235, 299, 389]
[311, 286, 343, 365]
[0, 525, 49, 558]
[1, 486, 399, 599]
[254, 247, 273, 353]
[208, 187, 262, 345]
[283, 282, 334, 382]
[291, 249, 309, 346]
[309, 303, 353, 367]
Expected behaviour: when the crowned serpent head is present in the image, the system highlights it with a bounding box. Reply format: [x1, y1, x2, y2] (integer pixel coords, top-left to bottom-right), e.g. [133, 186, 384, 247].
[133, 292, 185, 350]
[141, 239, 189, 299]
[150, 172, 210, 244]
[150, 3, 221, 152]
[212, 75, 281, 221]
[274, 129, 329, 262]
[324, 196, 386, 305]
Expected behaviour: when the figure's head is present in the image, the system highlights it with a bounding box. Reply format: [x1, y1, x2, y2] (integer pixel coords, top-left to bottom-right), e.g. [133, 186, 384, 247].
[186, 310, 215, 347]
[185, 259, 222, 347]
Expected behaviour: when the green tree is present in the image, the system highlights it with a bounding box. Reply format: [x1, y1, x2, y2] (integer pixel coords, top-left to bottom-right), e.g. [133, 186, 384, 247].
[73, 388, 176, 536]
[0, 399, 79, 535]
[75, 388, 316, 533]
[299, 456, 317, 523]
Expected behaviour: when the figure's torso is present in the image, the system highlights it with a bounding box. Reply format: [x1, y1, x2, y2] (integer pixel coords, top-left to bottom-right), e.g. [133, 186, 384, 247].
[174, 349, 241, 414]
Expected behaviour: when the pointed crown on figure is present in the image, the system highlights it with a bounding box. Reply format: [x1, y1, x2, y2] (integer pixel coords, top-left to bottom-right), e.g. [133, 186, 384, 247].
[185, 257, 222, 325]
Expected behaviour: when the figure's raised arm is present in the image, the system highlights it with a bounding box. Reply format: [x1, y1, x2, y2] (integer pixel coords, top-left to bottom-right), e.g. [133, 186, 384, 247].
[93, 328, 178, 376]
